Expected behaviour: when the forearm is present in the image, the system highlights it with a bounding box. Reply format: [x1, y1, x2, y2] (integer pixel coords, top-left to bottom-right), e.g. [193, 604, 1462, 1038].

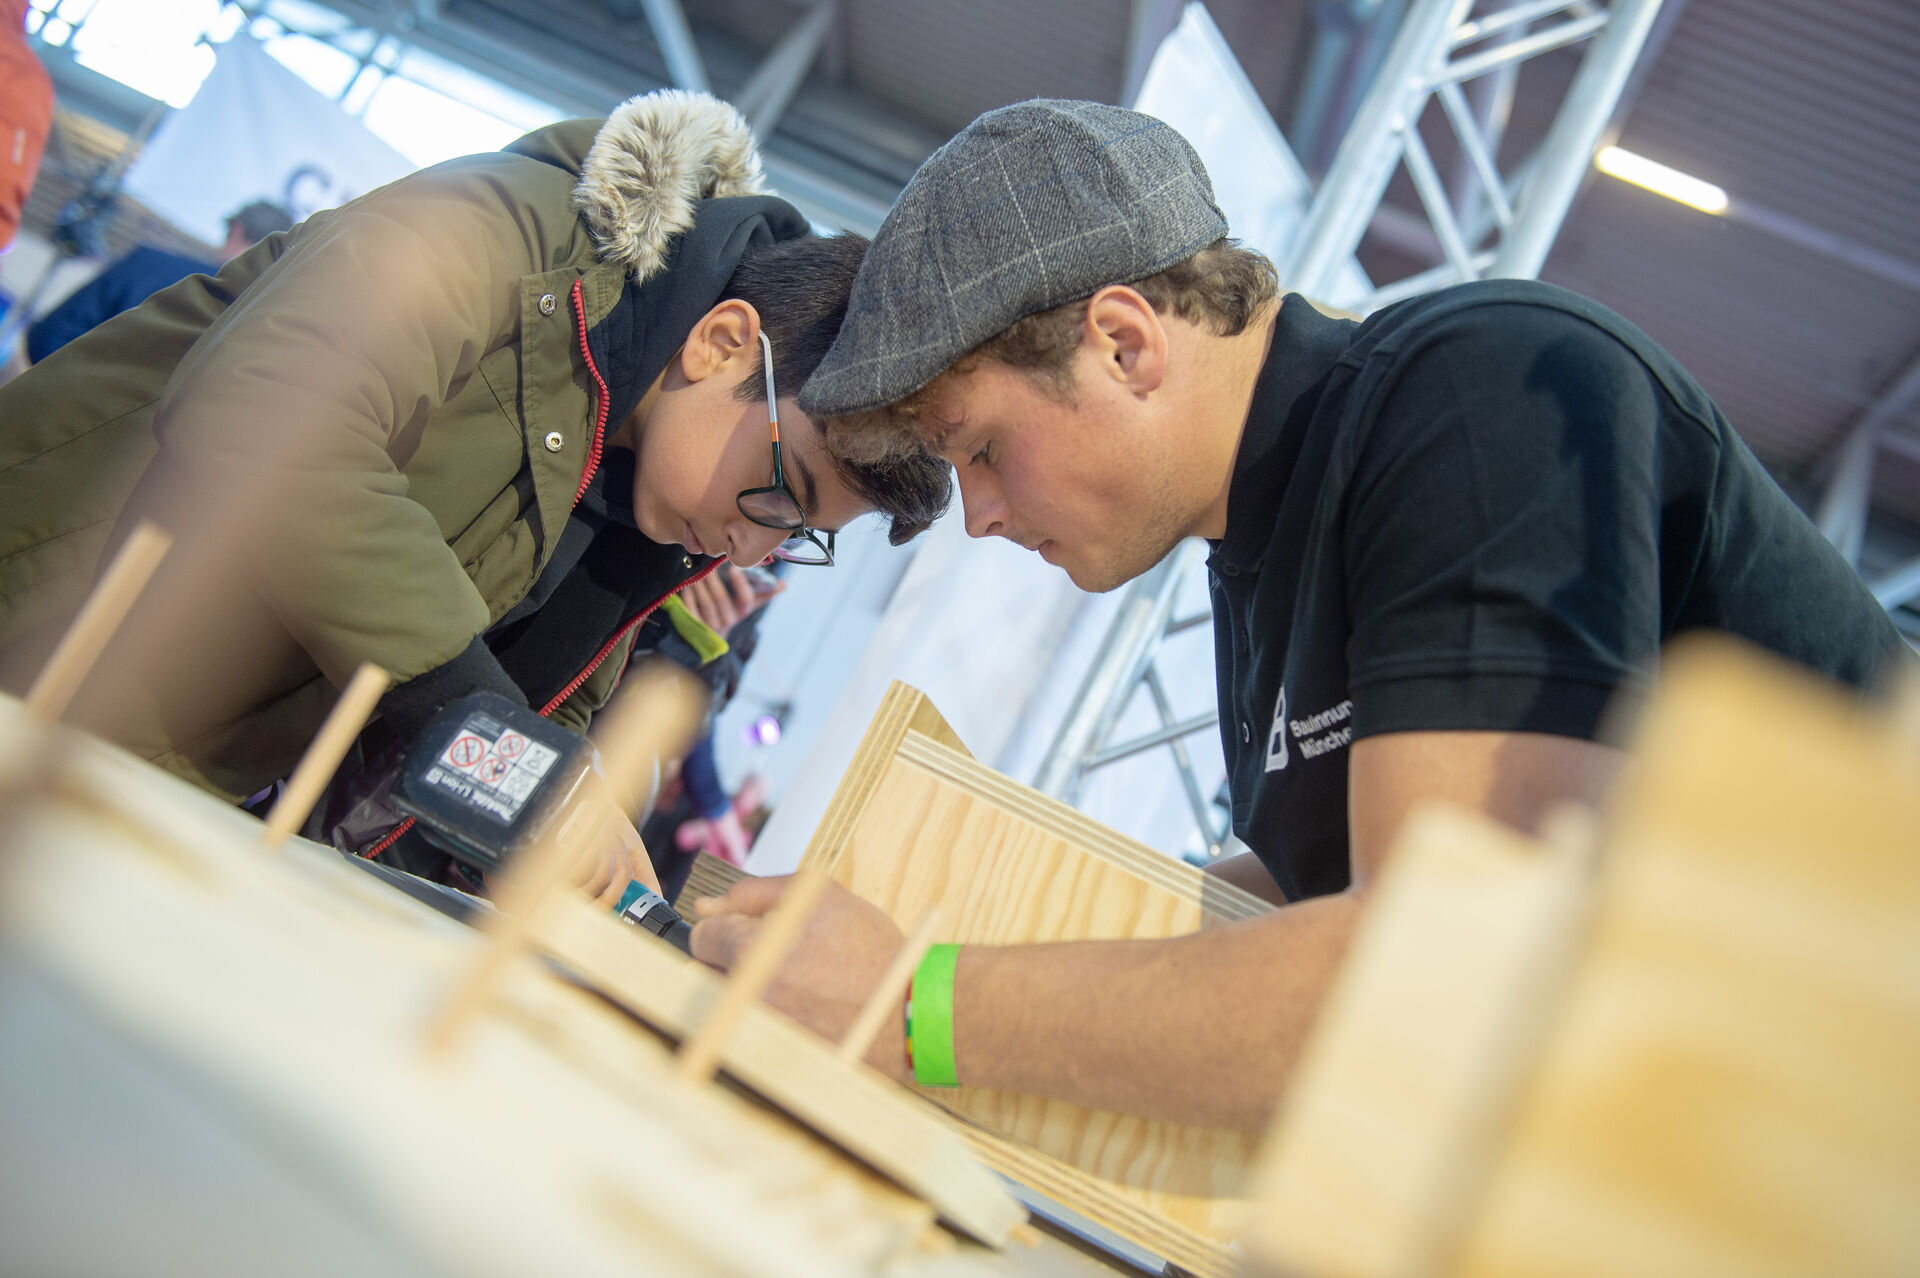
[946, 892, 1359, 1131]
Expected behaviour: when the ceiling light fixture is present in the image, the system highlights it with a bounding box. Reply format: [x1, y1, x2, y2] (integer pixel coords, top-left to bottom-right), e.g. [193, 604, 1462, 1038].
[1594, 146, 1729, 215]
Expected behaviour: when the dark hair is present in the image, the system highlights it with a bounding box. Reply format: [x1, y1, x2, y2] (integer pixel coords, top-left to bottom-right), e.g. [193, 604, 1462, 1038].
[721, 232, 951, 545]
[226, 200, 294, 243]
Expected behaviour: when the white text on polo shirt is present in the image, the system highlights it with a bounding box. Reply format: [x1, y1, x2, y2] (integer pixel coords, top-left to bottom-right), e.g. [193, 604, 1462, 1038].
[1291, 699, 1354, 761]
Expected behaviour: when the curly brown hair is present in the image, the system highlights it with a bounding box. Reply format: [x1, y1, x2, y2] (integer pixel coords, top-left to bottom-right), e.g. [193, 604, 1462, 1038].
[821, 237, 1277, 469]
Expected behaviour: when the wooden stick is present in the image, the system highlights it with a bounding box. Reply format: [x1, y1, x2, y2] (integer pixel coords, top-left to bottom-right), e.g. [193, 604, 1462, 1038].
[677, 866, 830, 1085]
[837, 904, 942, 1065]
[262, 662, 391, 850]
[24, 521, 172, 725]
[423, 663, 703, 1058]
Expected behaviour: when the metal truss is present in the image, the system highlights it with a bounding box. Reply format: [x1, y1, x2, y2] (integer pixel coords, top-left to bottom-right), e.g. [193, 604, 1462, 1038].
[1035, 0, 1669, 858]
[1813, 351, 1920, 611]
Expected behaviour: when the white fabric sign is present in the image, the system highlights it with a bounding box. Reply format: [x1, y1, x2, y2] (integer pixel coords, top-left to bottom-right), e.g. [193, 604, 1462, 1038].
[124, 35, 414, 246]
[1132, 3, 1372, 309]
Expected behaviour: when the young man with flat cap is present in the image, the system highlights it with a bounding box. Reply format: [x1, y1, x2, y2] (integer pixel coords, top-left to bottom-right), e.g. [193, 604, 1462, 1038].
[690, 99, 1907, 1130]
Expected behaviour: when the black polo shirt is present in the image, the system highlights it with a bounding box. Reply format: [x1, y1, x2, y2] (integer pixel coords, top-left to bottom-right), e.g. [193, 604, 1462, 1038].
[1209, 280, 1906, 902]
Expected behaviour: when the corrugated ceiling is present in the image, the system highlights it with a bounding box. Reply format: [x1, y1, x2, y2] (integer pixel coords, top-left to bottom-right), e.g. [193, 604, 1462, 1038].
[1541, 0, 1920, 535]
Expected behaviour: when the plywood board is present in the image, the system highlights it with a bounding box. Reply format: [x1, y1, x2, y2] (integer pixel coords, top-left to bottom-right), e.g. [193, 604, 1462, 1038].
[527, 891, 1027, 1247]
[1242, 637, 1920, 1278]
[1453, 640, 1920, 1278]
[1241, 807, 1594, 1277]
[679, 848, 752, 907]
[0, 701, 968, 1278]
[800, 682, 1273, 1278]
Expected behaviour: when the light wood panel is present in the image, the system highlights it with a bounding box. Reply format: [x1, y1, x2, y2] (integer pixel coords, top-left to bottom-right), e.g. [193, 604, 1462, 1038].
[800, 682, 1273, 1278]
[1243, 637, 1920, 1278]
[1456, 640, 1920, 1278]
[678, 848, 751, 906]
[1240, 807, 1595, 1277]
[0, 700, 959, 1278]
[529, 890, 1026, 1246]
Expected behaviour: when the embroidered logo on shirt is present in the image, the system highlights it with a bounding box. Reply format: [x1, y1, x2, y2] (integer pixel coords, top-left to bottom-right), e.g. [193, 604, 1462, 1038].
[1264, 686, 1289, 772]
[1290, 698, 1354, 763]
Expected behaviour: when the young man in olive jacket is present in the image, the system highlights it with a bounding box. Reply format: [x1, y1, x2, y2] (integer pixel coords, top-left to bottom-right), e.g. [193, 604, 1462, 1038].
[0, 91, 947, 894]
[689, 100, 1908, 1128]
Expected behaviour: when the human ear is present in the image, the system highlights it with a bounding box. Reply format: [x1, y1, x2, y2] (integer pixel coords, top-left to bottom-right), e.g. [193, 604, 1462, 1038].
[1083, 285, 1167, 396]
[679, 299, 762, 384]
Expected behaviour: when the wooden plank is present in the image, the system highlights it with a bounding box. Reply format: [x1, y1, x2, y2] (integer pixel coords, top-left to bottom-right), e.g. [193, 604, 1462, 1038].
[527, 891, 1028, 1247]
[679, 848, 751, 907]
[0, 695, 971, 1278]
[677, 867, 831, 1084]
[425, 663, 703, 1056]
[1240, 637, 1920, 1278]
[1452, 640, 1920, 1278]
[802, 681, 972, 885]
[1240, 806, 1594, 1278]
[799, 686, 1274, 1278]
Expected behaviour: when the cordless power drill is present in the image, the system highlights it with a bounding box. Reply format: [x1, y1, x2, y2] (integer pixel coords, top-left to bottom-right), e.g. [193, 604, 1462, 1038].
[391, 691, 693, 952]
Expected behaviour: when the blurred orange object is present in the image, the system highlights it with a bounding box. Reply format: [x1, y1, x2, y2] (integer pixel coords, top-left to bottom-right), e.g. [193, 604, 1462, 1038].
[0, 0, 54, 253]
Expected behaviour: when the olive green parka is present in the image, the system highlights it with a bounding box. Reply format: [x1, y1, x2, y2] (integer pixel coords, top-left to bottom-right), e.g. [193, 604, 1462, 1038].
[0, 91, 771, 800]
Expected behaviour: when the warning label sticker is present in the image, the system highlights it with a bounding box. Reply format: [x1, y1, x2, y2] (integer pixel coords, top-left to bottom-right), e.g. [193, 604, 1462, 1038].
[443, 732, 487, 771]
[423, 714, 562, 825]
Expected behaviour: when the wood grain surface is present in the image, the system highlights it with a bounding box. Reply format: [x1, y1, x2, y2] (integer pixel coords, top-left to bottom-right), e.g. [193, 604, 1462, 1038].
[529, 890, 1028, 1247]
[800, 683, 1273, 1278]
[1242, 637, 1920, 1278]
[0, 696, 973, 1278]
[1455, 640, 1920, 1278]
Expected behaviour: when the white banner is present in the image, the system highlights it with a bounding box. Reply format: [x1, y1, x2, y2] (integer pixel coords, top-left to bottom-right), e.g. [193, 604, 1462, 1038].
[124, 35, 415, 246]
[1133, 2, 1372, 310]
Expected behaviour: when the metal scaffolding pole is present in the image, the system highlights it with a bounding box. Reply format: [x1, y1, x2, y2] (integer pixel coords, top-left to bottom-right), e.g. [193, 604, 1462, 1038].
[1816, 351, 1920, 567]
[1283, 0, 1469, 301]
[1487, 0, 1665, 278]
[1034, 540, 1205, 802]
[735, 1, 837, 135]
[638, 0, 710, 93]
[1037, 0, 1670, 858]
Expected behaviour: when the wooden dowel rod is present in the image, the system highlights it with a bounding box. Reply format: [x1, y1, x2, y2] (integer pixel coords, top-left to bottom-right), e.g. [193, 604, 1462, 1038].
[837, 904, 942, 1065]
[262, 662, 390, 849]
[677, 866, 831, 1085]
[421, 806, 607, 1059]
[24, 522, 172, 725]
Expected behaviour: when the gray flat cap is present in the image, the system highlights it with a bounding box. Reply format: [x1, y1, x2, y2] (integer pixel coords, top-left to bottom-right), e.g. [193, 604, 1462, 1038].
[798, 98, 1227, 418]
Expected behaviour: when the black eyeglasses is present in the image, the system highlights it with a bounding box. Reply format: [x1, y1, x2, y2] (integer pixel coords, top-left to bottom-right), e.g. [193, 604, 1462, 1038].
[735, 332, 835, 566]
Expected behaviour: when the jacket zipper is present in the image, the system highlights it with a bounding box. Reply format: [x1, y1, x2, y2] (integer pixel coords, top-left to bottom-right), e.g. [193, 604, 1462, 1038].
[537, 558, 719, 715]
[364, 282, 710, 863]
[362, 557, 721, 861]
[570, 276, 609, 507]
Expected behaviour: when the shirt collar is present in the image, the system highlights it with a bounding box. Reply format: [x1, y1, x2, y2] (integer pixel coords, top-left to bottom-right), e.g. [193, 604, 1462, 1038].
[1211, 295, 1357, 575]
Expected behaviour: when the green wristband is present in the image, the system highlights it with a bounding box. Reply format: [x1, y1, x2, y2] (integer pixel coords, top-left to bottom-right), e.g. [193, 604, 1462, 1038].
[909, 943, 962, 1088]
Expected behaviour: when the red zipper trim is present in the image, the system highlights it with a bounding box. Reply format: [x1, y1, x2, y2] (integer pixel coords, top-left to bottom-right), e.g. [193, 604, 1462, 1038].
[570, 276, 609, 508]
[362, 817, 413, 860]
[538, 558, 720, 715]
[361, 562, 717, 861]
[364, 300, 697, 863]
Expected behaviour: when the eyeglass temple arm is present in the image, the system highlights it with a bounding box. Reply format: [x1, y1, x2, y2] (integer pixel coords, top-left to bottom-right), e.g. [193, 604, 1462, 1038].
[759, 331, 780, 442]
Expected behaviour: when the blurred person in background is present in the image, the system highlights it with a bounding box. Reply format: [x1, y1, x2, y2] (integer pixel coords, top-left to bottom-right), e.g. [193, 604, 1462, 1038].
[0, 0, 53, 256]
[644, 560, 785, 893]
[26, 199, 294, 362]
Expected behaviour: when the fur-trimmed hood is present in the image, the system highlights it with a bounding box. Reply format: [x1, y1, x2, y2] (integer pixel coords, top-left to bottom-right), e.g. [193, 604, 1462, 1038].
[510, 90, 770, 281]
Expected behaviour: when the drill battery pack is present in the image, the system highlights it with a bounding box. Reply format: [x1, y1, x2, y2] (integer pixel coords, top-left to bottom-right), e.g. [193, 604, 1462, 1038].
[393, 692, 595, 875]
